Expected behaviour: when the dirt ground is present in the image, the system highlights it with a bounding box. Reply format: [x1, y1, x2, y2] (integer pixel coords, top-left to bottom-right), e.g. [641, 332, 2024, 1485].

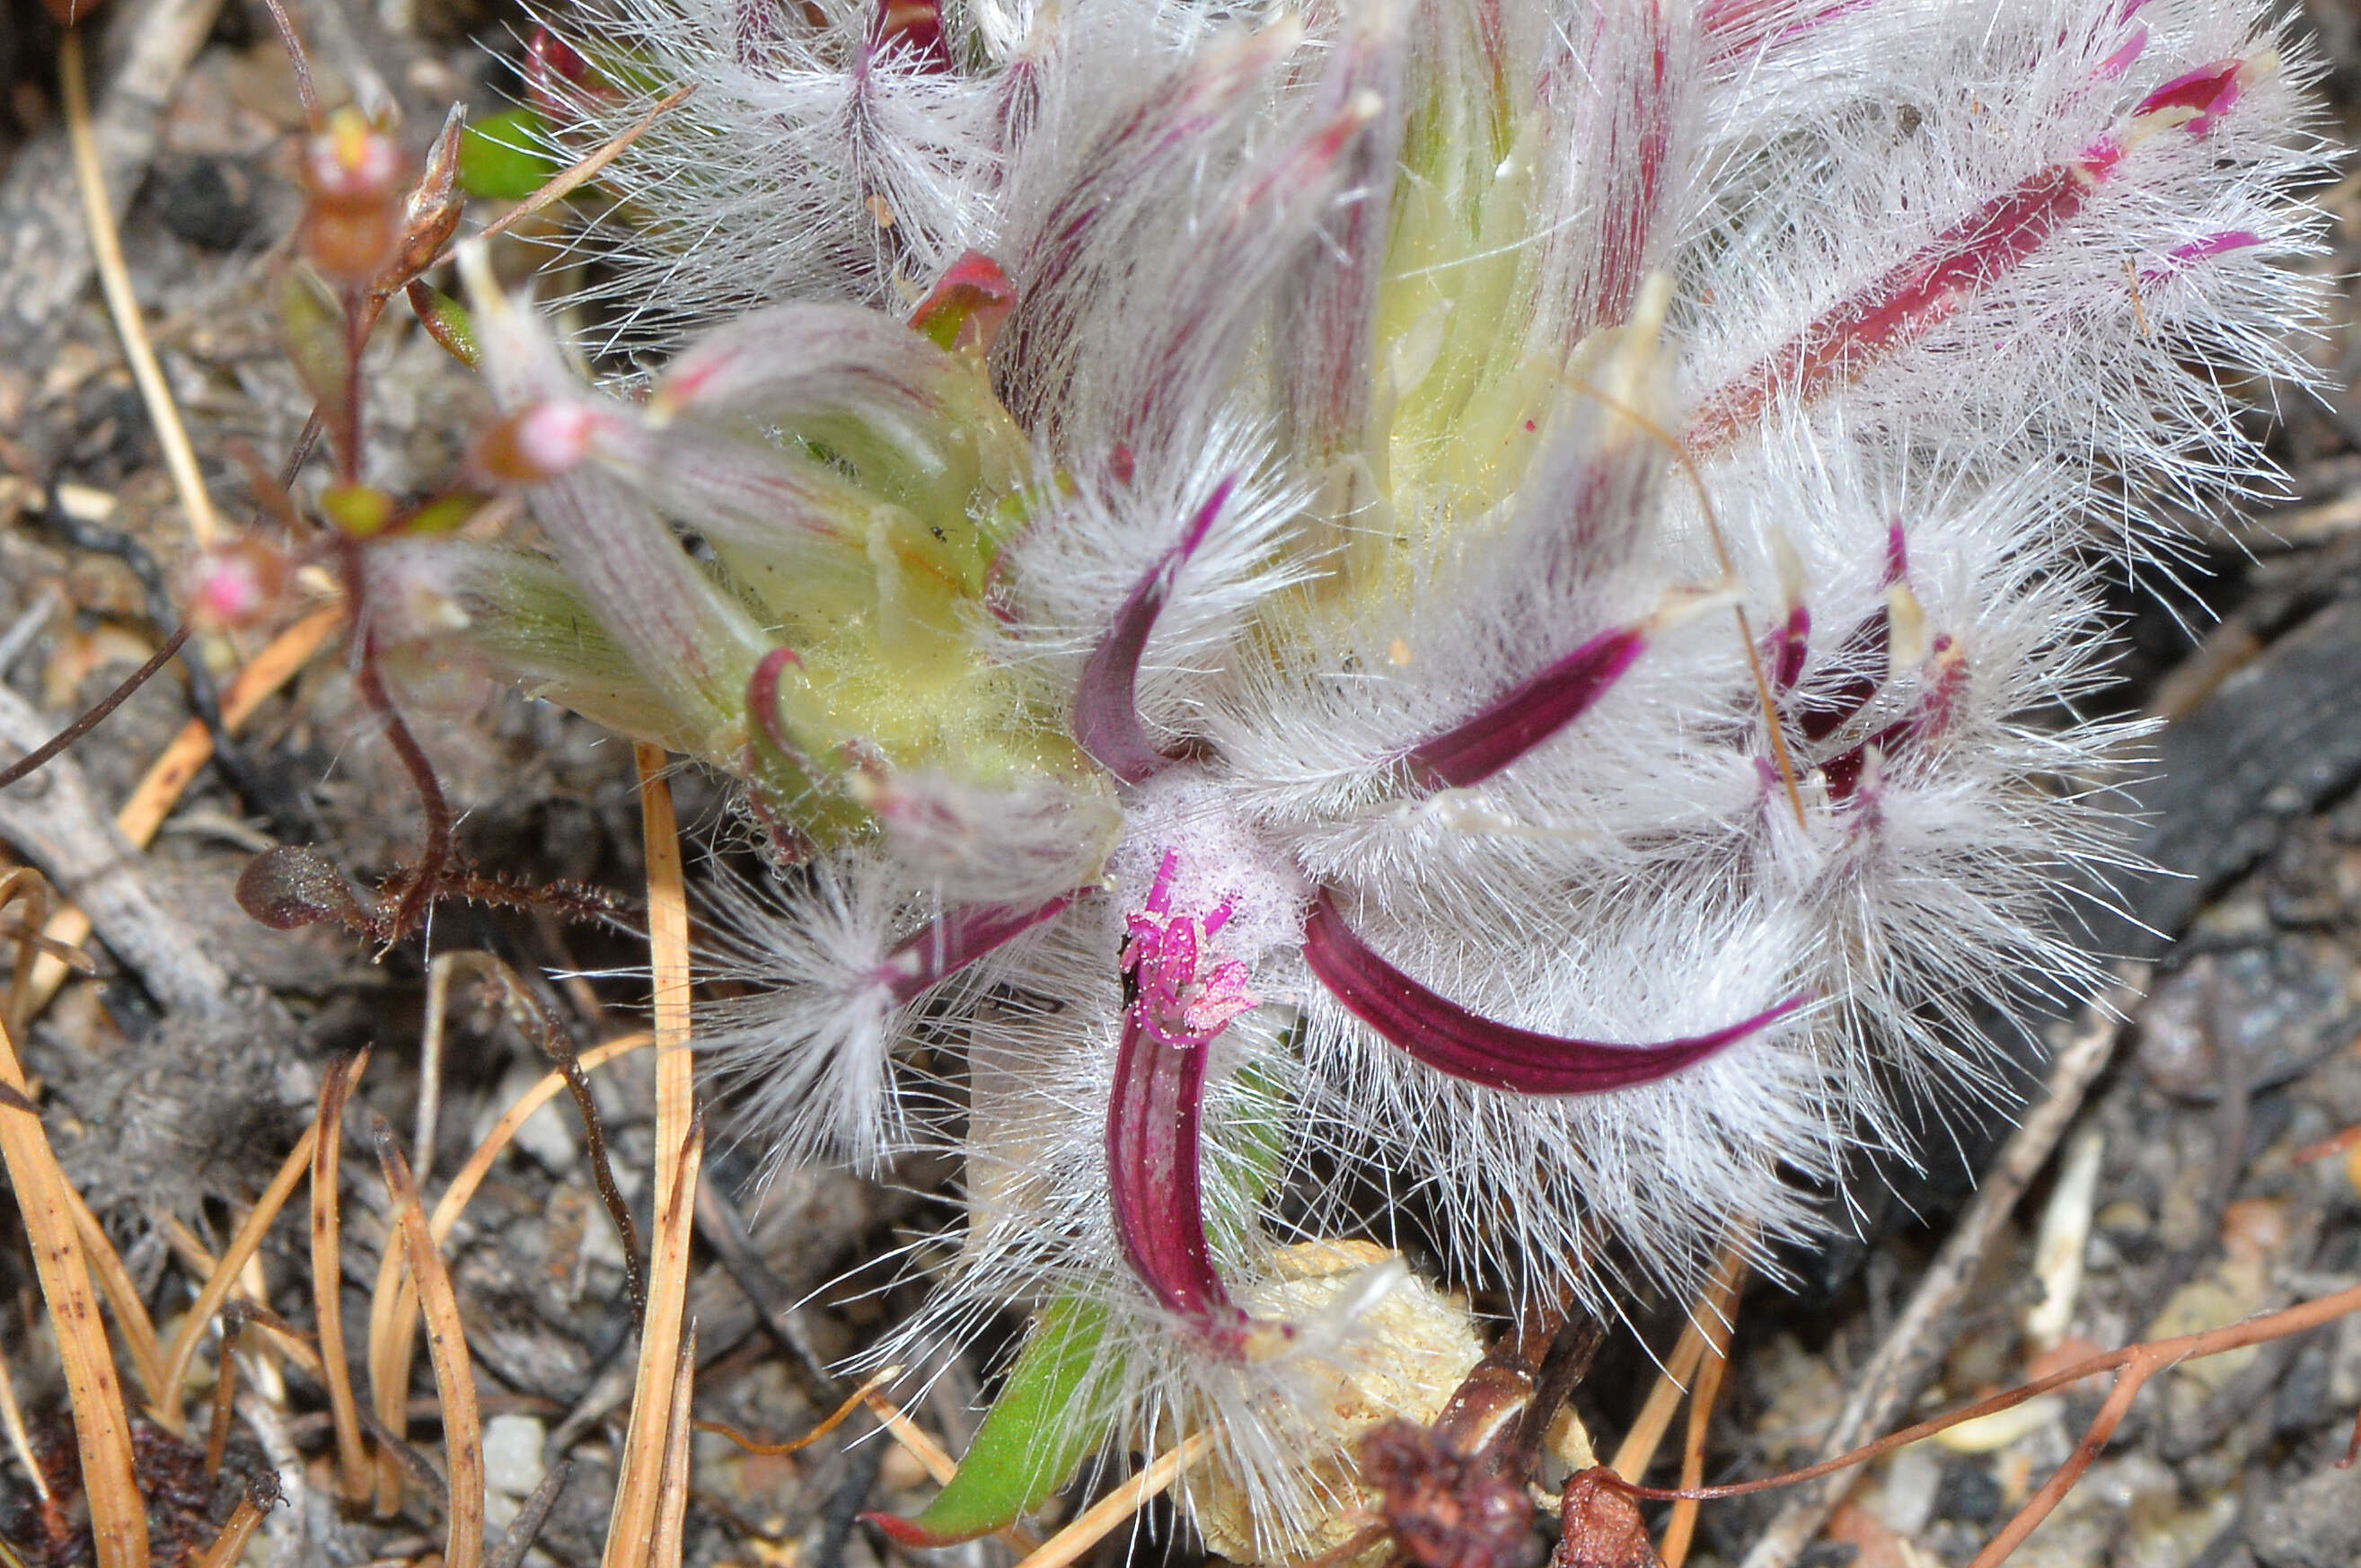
[4, 2, 2361, 1567]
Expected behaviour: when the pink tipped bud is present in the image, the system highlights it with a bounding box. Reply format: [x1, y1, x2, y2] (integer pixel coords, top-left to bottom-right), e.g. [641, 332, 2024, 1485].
[473, 401, 603, 484]
[182, 542, 290, 631]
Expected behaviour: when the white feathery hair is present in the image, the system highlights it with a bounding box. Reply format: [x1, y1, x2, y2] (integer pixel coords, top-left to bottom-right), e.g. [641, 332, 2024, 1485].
[428, 0, 2330, 1553]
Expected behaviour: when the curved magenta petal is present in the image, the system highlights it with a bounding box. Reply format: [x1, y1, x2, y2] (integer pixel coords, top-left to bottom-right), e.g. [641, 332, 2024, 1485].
[1403, 625, 1646, 792]
[1302, 890, 1806, 1095]
[1105, 1012, 1249, 1353]
[1071, 480, 1232, 785]
[878, 893, 1080, 1003]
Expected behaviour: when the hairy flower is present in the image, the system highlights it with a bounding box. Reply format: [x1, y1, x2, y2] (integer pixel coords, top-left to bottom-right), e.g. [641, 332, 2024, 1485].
[388, 0, 2328, 1555]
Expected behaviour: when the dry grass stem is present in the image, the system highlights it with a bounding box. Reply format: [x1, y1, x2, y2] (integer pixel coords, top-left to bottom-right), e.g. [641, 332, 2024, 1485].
[1010, 1431, 1216, 1568]
[312, 1049, 373, 1502]
[0, 1010, 147, 1567]
[59, 1181, 166, 1399]
[59, 28, 221, 550]
[22, 605, 340, 1013]
[376, 1123, 487, 1568]
[600, 1111, 704, 1568]
[697, 1367, 902, 1458]
[159, 1124, 319, 1428]
[190, 1489, 269, 1568]
[1610, 1319, 1710, 1485]
[365, 1031, 650, 1515]
[649, 1324, 699, 1568]
[0, 1333, 48, 1503]
[1661, 1251, 1747, 1568]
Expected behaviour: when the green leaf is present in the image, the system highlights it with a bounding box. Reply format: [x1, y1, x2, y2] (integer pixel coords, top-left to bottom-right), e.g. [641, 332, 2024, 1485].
[406, 281, 479, 367]
[868, 1296, 1116, 1548]
[459, 107, 560, 200]
[321, 483, 395, 538]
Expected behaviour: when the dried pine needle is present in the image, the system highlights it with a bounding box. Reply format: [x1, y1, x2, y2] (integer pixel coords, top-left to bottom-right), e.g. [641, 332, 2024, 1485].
[863, 1388, 959, 1486]
[648, 1325, 699, 1568]
[312, 1049, 373, 1502]
[0, 1012, 146, 1567]
[159, 1125, 319, 1429]
[637, 746, 695, 1208]
[365, 1032, 651, 1515]
[203, 1314, 242, 1481]
[0, 1334, 48, 1503]
[60, 28, 222, 550]
[59, 1182, 165, 1399]
[603, 748, 700, 1568]
[1610, 1323, 1710, 1485]
[601, 1112, 704, 1568]
[1010, 1431, 1215, 1568]
[1661, 1249, 1747, 1568]
[190, 1486, 271, 1568]
[376, 1123, 486, 1568]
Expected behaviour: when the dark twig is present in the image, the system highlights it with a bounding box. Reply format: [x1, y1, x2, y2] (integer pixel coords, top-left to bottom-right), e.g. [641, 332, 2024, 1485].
[38, 502, 317, 838]
[500, 970, 647, 1318]
[485, 1458, 573, 1568]
[353, 1401, 452, 1511]
[692, 1176, 842, 1399]
[1734, 969, 2146, 1568]
[0, 623, 189, 789]
[815, 1424, 886, 1568]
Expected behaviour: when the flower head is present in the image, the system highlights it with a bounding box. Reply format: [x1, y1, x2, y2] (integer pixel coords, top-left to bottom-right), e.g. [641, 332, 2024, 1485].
[390, 0, 2329, 1553]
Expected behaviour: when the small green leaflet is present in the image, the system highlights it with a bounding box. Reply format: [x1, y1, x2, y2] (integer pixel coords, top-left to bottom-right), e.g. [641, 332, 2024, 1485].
[865, 1296, 1114, 1547]
[459, 108, 562, 201]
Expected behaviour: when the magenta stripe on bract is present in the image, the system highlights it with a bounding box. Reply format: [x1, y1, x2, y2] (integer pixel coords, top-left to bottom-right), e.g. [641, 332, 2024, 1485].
[1302, 890, 1806, 1095]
